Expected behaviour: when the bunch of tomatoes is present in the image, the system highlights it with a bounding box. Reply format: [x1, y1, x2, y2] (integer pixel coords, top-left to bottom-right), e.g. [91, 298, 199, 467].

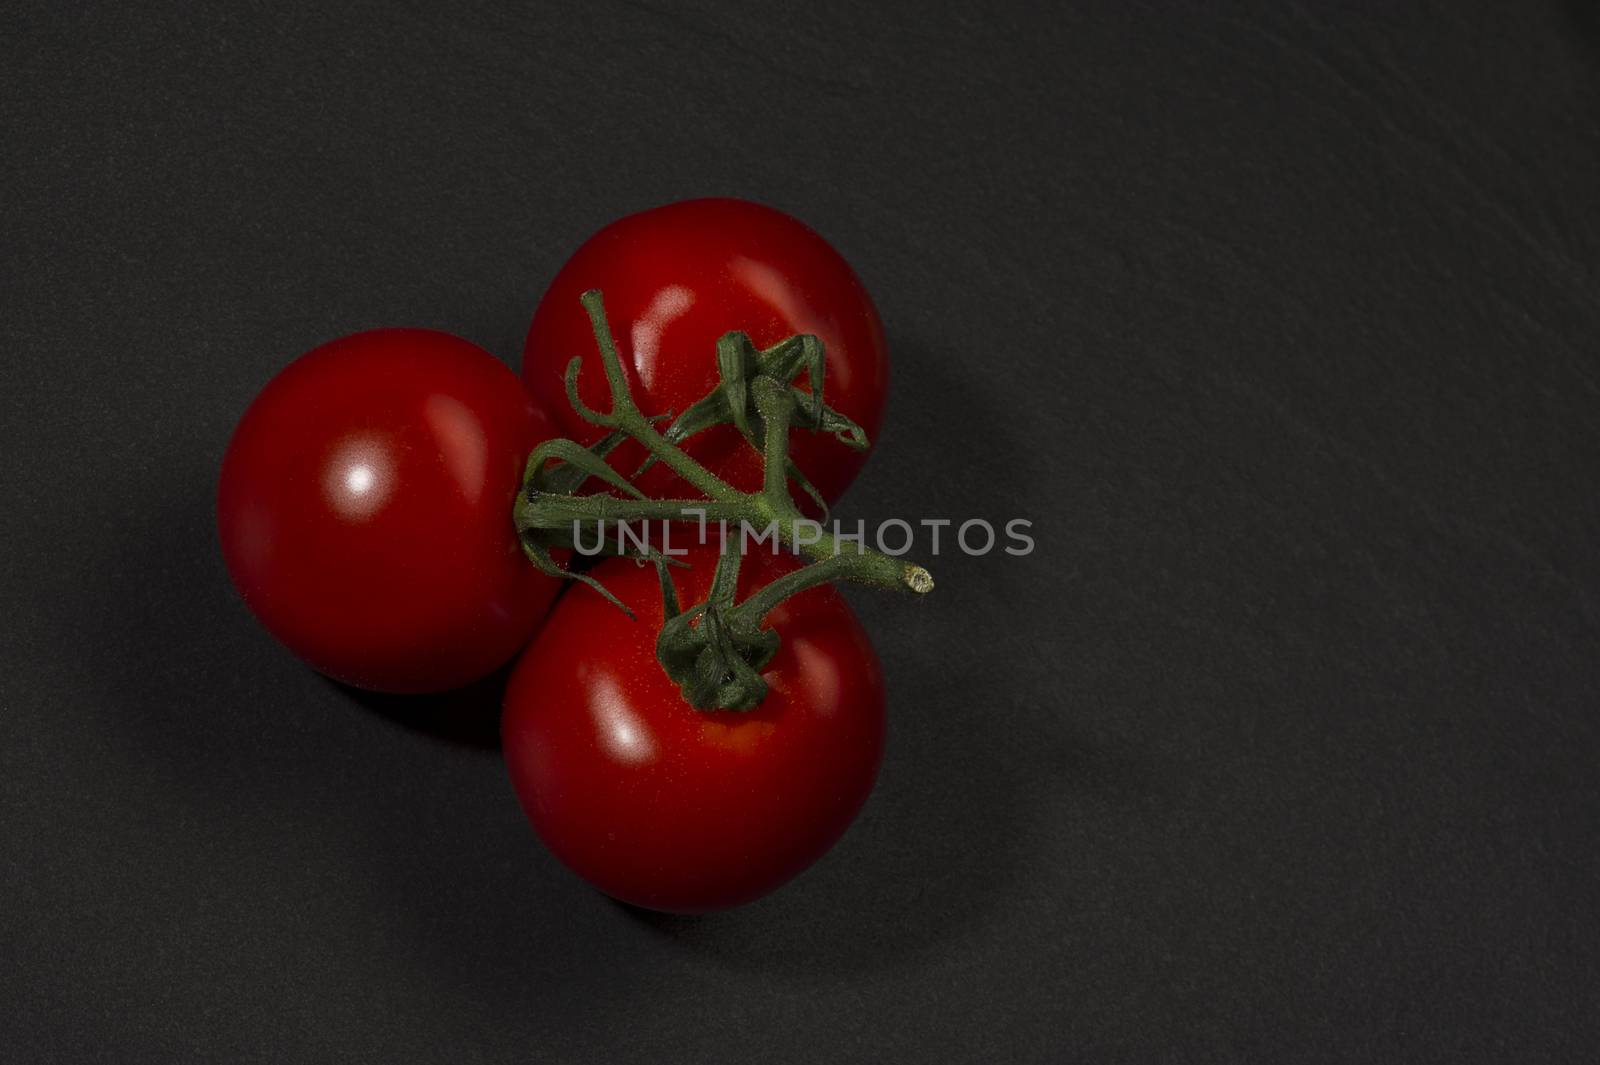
[218, 199, 902, 912]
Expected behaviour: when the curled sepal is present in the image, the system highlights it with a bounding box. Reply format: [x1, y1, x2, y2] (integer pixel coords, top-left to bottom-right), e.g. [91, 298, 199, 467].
[513, 436, 667, 619]
[517, 528, 636, 620]
[803, 397, 869, 450]
[638, 330, 869, 508]
[655, 601, 780, 712]
[521, 435, 644, 505]
[651, 548, 780, 711]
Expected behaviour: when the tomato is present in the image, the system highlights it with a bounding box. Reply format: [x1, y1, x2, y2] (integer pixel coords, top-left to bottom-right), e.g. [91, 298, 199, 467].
[218, 329, 561, 694]
[502, 544, 885, 912]
[522, 198, 889, 506]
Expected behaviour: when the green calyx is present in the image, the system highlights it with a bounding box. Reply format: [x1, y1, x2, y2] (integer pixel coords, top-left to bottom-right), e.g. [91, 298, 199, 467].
[647, 328, 869, 520]
[514, 289, 932, 711]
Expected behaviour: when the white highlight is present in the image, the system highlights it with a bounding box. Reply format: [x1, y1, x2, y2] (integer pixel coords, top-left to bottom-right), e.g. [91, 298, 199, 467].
[591, 674, 655, 765]
[344, 465, 375, 495]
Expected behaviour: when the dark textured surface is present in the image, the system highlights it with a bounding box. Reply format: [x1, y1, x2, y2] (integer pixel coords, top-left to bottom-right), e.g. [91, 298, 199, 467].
[4, 2, 1599, 1061]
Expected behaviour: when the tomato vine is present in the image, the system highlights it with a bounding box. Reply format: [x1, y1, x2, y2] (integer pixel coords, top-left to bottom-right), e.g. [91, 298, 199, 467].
[514, 289, 933, 710]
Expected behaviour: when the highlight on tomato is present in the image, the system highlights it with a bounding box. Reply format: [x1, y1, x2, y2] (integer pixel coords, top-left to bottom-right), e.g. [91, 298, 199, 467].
[217, 328, 563, 694]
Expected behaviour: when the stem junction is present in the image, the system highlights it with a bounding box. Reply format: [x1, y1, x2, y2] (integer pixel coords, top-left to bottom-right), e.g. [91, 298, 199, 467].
[515, 289, 932, 710]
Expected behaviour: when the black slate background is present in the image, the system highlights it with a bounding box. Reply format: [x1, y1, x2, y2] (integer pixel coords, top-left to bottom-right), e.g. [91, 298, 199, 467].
[4, 2, 1599, 1062]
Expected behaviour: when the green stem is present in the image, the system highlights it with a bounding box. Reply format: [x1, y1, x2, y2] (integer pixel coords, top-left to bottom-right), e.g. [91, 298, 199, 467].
[516, 494, 747, 529]
[578, 290, 739, 501]
[754, 376, 794, 504]
[542, 292, 928, 600]
[520, 289, 934, 710]
[733, 550, 928, 627]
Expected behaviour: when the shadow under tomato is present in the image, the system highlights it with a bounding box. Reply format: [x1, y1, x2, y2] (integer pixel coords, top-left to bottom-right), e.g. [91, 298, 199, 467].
[609, 661, 1033, 970]
[329, 664, 513, 751]
[62, 471, 648, 1035]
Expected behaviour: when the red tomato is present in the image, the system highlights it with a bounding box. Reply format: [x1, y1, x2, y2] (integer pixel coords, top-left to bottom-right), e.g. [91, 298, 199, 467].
[502, 544, 885, 912]
[522, 198, 889, 505]
[218, 329, 561, 694]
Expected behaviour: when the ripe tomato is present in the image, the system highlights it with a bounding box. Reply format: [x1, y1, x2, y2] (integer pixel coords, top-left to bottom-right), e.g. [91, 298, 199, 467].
[218, 329, 561, 694]
[522, 198, 889, 506]
[502, 544, 885, 912]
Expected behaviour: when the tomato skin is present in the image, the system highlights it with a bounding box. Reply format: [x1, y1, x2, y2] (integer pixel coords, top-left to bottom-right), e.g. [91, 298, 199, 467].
[217, 329, 561, 694]
[502, 545, 885, 913]
[522, 198, 889, 505]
